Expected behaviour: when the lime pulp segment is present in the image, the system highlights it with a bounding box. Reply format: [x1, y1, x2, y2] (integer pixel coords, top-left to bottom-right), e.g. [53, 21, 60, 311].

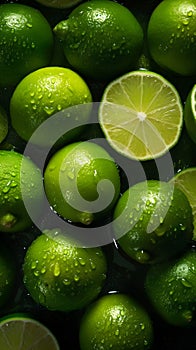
[0, 316, 60, 350]
[99, 70, 183, 160]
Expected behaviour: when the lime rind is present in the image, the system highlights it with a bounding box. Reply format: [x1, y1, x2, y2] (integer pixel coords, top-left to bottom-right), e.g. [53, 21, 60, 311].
[99, 70, 183, 161]
[172, 167, 196, 240]
[184, 84, 196, 144]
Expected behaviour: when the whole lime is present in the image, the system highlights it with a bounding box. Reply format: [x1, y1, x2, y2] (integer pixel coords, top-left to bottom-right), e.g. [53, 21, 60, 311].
[54, 0, 143, 81]
[113, 180, 193, 264]
[0, 150, 44, 233]
[23, 229, 107, 312]
[145, 249, 196, 327]
[79, 293, 154, 350]
[44, 141, 121, 225]
[10, 66, 92, 144]
[147, 0, 196, 76]
[0, 3, 54, 87]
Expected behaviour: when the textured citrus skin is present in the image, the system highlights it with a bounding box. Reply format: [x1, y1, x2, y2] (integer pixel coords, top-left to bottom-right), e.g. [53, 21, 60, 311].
[0, 3, 54, 87]
[23, 231, 107, 312]
[44, 141, 121, 225]
[54, 0, 143, 81]
[145, 250, 196, 327]
[35, 0, 82, 8]
[147, 0, 196, 75]
[0, 150, 44, 233]
[10, 67, 92, 143]
[79, 293, 154, 350]
[113, 180, 193, 264]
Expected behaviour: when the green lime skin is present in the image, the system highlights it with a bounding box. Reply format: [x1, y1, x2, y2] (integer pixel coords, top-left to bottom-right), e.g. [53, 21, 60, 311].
[0, 3, 54, 87]
[145, 249, 196, 327]
[0, 104, 8, 144]
[23, 230, 107, 312]
[10, 66, 92, 144]
[0, 246, 16, 308]
[147, 0, 196, 76]
[0, 150, 44, 233]
[53, 0, 143, 81]
[79, 293, 154, 350]
[113, 180, 193, 264]
[44, 141, 121, 225]
[35, 0, 83, 9]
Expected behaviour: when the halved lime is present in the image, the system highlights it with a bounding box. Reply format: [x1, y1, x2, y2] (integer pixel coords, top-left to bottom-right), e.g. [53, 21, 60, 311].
[99, 70, 183, 160]
[0, 314, 60, 350]
[184, 84, 196, 144]
[172, 167, 196, 240]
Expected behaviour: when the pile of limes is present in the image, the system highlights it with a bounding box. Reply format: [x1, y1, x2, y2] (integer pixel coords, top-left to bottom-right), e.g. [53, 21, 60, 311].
[0, 0, 195, 349]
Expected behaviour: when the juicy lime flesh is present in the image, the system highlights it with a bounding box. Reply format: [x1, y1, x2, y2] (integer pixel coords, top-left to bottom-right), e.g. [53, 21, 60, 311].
[99, 71, 183, 160]
[0, 317, 59, 350]
[173, 167, 196, 240]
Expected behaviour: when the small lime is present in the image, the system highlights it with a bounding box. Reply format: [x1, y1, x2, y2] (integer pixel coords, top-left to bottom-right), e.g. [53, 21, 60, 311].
[145, 249, 196, 327]
[0, 150, 44, 233]
[172, 167, 196, 240]
[113, 180, 193, 264]
[23, 229, 107, 311]
[10, 66, 92, 145]
[79, 293, 154, 350]
[147, 0, 196, 76]
[54, 0, 143, 81]
[0, 3, 54, 87]
[44, 141, 121, 225]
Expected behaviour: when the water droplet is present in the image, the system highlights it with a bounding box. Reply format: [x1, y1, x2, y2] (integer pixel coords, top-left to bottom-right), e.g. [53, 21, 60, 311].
[115, 329, 120, 336]
[183, 19, 189, 25]
[2, 186, 10, 194]
[140, 323, 145, 330]
[54, 262, 60, 276]
[90, 261, 96, 270]
[41, 267, 46, 274]
[33, 270, 39, 277]
[181, 278, 192, 288]
[74, 275, 80, 282]
[78, 257, 86, 266]
[31, 261, 37, 270]
[63, 279, 71, 285]
[10, 181, 17, 188]
[31, 42, 36, 48]
[26, 23, 33, 28]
